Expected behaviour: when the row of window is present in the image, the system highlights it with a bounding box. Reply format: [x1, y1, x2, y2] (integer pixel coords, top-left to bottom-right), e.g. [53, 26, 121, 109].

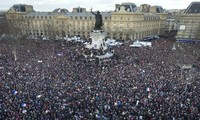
[22, 15, 160, 21]
[23, 16, 52, 19]
[22, 22, 158, 29]
[24, 30, 159, 40]
[112, 16, 160, 21]
[144, 17, 160, 20]
[70, 16, 110, 20]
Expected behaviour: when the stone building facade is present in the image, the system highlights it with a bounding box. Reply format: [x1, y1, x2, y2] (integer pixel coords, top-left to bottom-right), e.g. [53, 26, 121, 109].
[6, 2, 167, 40]
[176, 2, 200, 41]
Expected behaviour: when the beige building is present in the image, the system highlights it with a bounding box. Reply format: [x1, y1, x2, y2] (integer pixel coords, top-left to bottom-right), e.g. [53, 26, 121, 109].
[6, 2, 167, 40]
[110, 5, 166, 39]
[176, 2, 200, 41]
[0, 12, 7, 35]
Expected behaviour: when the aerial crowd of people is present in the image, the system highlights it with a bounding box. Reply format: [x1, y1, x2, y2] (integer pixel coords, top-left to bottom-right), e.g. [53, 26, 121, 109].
[0, 37, 200, 120]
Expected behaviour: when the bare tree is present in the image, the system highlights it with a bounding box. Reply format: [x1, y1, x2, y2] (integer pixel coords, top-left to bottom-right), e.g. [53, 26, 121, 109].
[44, 19, 58, 51]
[0, 13, 8, 36]
[47, 20, 57, 40]
[59, 21, 66, 45]
[24, 16, 33, 37]
[6, 12, 23, 61]
[125, 28, 134, 40]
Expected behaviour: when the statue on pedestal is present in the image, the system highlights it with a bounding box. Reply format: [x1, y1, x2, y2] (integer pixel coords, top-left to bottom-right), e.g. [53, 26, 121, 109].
[83, 8, 113, 59]
[91, 8, 103, 30]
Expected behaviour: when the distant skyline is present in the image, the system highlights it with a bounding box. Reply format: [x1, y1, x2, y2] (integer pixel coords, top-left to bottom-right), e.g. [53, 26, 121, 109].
[0, 0, 196, 12]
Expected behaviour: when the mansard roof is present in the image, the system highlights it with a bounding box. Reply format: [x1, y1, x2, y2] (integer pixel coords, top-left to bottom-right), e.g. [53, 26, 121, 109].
[115, 2, 137, 12]
[184, 2, 200, 13]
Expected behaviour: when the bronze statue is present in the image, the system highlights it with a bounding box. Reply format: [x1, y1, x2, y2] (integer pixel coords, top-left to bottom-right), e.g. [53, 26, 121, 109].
[91, 8, 103, 30]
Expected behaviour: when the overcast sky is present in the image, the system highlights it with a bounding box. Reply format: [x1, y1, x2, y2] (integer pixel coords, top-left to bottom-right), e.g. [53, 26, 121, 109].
[0, 0, 195, 12]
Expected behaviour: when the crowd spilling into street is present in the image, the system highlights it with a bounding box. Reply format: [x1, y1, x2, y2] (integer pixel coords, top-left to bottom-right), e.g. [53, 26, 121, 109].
[1, 38, 200, 120]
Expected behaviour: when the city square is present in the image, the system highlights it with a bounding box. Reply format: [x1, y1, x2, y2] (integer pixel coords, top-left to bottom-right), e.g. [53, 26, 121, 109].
[0, 1, 200, 120]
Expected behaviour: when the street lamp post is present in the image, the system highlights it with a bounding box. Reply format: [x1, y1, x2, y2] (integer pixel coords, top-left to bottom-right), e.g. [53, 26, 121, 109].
[181, 68, 183, 79]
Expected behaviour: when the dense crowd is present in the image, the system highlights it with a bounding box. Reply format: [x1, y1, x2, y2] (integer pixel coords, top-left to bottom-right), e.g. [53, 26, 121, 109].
[0, 38, 200, 120]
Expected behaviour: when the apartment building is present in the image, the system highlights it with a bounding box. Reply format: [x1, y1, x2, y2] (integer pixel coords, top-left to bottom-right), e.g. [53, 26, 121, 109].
[6, 2, 167, 40]
[176, 2, 200, 41]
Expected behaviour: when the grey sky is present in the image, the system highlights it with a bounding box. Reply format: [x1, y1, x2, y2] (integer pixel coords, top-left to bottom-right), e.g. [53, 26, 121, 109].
[0, 0, 195, 11]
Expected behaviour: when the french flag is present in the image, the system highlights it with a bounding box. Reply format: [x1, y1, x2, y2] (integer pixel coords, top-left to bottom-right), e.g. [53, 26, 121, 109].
[146, 87, 151, 92]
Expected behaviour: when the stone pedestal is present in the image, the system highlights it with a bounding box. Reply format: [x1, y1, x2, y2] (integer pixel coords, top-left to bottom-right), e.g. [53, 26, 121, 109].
[84, 30, 114, 59]
[85, 30, 107, 50]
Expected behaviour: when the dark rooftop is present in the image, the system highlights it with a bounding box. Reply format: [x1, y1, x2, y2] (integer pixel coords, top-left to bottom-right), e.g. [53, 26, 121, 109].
[185, 2, 200, 13]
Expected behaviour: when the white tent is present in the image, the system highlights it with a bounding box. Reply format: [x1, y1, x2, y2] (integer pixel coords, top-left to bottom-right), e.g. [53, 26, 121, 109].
[181, 65, 192, 70]
[95, 52, 114, 59]
[130, 43, 142, 47]
[130, 41, 152, 47]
